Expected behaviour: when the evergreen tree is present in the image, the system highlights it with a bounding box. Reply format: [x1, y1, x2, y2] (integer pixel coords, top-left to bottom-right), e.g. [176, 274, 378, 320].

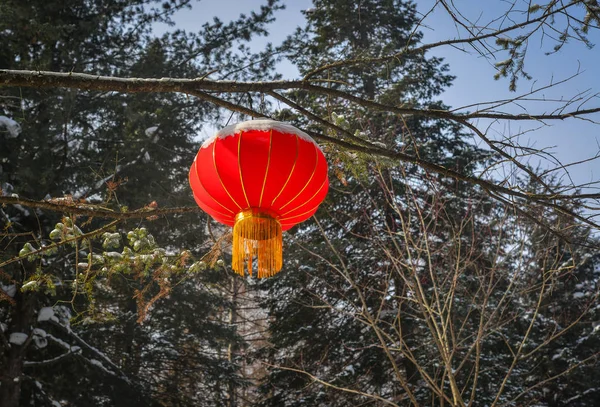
[500, 181, 600, 406]
[2, 1, 598, 406]
[0, 1, 281, 405]
[257, 0, 490, 405]
[255, 1, 600, 406]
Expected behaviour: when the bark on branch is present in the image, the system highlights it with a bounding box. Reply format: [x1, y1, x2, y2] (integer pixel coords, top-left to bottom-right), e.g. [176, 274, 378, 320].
[2, 69, 599, 122]
[0, 196, 201, 219]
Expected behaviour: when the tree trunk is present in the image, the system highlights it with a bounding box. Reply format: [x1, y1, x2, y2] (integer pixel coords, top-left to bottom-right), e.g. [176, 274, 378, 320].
[0, 265, 36, 407]
[228, 276, 239, 407]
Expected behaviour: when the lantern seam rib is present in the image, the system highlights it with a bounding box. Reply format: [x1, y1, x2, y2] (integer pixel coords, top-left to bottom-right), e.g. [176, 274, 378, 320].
[271, 134, 299, 207]
[191, 192, 235, 219]
[279, 142, 320, 211]
[279, 204, 321, 222]
[280, 178, 327, 217]
[192, 159, 235, 216]
[213, 138, 243, 211]
[237, 130, 251, 208]
[258, 129, 273, 207]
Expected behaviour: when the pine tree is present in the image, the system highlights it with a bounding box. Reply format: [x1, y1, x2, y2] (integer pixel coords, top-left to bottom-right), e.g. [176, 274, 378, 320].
[3, 1, 598, 405]
[252, 1, 597, 406]
[0, 1, 281, 405]
[498, 179, 600, 406]
[253, 2, 600, 401]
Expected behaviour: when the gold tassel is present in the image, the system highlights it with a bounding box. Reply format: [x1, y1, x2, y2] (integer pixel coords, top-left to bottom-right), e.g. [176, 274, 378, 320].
[232, 209, 282, 277]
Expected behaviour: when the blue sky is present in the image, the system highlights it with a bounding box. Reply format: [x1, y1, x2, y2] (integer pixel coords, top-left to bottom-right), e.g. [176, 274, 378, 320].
[156, 0, 600, 193]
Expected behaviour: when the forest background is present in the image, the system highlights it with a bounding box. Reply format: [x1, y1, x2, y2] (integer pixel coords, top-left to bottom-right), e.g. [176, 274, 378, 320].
[2, 0, 600, 406]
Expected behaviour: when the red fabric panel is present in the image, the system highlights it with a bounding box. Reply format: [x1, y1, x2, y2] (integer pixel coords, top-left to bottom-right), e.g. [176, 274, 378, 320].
[213, 134, 248, 209]
[278, 177, 329, 221]
[238, 129, 271, 207]
[258, 130, 298, 215]
[271, 137, 318, 211]
[188, 159, 235, 226]
[195, 140, 240, 214]
[277, 147, 328, 215]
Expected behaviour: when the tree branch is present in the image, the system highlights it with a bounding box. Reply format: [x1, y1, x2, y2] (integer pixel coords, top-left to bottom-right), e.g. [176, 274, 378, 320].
[261, 362, 402, 406]
[2, 69, 599, 122]
[3, 69, 600, 234]
[0, 220, 121, 269]
[301, 0, 582, 79]
[24, 349, 78, 367]
[0, 196, 201, 219]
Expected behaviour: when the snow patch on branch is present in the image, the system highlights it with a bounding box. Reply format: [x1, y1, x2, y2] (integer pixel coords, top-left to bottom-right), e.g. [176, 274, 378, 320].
[38, 306, 57, 322]
[145, 126, 158, 137]
[24, 349, 78, 367]
[89, 358, 118, 377]
[12, 204, 30, 217]
[1, 284, 16, 297]
[46, 316, 133, 384]
[94, 173, 116, 190]
[564, 387, 600, 404]
[0, 115, 21, 138]
[9, 332, 28, 345]
[32, 328, 48, 348]
[47, 333, 78, 352]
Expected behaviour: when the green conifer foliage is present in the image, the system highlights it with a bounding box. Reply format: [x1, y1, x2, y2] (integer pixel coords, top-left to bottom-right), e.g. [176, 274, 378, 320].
[0, 1, 281, 406]
[256, 2, 600, 406]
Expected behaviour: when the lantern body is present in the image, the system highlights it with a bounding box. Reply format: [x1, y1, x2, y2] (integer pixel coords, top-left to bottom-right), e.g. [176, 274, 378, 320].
[189, 119, 329, 277]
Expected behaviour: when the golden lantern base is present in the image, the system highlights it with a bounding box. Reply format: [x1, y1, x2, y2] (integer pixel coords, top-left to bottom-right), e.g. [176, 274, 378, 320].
[232, 209, 282, 278]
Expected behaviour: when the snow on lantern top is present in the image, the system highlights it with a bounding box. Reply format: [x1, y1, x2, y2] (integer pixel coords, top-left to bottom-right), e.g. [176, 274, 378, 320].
[201, 118, 321, 150]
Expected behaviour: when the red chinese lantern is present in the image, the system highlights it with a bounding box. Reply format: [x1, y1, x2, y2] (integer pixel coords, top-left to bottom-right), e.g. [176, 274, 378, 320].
[189, 119, 329, 277]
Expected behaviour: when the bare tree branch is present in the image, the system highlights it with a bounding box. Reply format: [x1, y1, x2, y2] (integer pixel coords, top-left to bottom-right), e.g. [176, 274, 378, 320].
[301, 0, 584, 79]
[0, 196, 200, 219]
[2, 68, 600, 237]
[261, 362, 402, 406]
[2, 69, 599, 122]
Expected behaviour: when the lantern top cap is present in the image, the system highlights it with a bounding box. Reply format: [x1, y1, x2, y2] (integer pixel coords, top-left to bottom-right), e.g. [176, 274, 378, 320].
[201, 118, 320, 149]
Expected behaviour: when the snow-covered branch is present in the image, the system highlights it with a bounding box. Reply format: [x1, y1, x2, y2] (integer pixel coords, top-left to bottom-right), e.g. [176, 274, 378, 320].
[45, 317, 133, 385]
[23, 352, 75, 367]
